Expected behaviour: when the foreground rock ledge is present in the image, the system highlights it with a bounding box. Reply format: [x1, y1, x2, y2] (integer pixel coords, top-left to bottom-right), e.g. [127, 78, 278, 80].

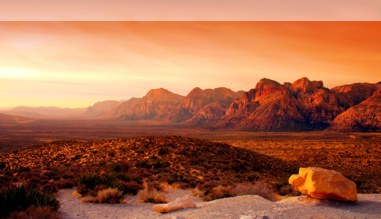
[289, 167, 357, 202]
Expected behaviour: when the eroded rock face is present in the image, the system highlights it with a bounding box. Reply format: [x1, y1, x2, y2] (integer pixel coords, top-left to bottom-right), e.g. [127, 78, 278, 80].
[170, 87, 241, 123]
[289, 167, 357, 202]
[331, 88, 381, 131]
[153, 197, 196, 213]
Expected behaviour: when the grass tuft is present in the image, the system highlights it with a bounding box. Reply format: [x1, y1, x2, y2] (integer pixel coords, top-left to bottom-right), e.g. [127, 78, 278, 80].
[0, 185, 59, 218]
[82, 188, 125, 204]
[137, 182, 167, 203]
[8, 206, 59, 219]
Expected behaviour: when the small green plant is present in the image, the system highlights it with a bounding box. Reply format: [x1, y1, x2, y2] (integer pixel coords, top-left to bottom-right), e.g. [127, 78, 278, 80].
[0, 185, 59, 218]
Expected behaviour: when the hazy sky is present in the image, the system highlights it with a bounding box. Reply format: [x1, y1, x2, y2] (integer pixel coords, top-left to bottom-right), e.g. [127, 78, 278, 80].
[0, 0, 381, 20]
[1, 22, 381, 108]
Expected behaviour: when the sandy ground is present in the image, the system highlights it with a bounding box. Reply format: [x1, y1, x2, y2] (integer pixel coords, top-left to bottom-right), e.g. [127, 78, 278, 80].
[58, 188, 381, 219]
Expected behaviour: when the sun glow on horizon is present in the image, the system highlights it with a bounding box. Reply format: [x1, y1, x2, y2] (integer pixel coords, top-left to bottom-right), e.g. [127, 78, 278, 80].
[1, 22, 380, 108]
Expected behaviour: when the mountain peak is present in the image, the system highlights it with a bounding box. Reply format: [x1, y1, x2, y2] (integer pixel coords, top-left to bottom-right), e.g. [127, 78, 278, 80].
[147, 88, 171, 95]
[145, 88, 184, 102]
[292, 77, 323, 93]
[255, 78, 282, 98]
[188, 87, 204, 97]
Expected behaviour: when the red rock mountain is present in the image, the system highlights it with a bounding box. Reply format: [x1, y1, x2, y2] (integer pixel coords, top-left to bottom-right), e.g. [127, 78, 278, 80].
[86, 100, 123, 118]
[223, 78, 305, 131]
[113, 98, 143, 118]
[74, 78, 380, 131]
[331, 87, 381, 131]
[169, 87, 242, 124]
[117, 88, 184, 120]
[221, 77, 379, 131]
[332, 83, 379, 106]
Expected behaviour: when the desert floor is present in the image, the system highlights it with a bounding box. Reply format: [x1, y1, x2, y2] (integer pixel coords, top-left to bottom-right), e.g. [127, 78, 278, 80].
[58, 188, 381, 219]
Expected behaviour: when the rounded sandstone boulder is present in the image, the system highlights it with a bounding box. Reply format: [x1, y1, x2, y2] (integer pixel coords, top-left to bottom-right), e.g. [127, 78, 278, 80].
[289, 167, 357, 202]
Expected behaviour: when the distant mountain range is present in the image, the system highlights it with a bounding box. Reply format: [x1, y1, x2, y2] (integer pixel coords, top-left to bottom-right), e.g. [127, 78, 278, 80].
[1, 77, 380, 131]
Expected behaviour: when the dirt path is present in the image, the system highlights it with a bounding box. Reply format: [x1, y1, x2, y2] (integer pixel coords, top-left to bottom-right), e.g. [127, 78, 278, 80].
[58, 188, 381, 219]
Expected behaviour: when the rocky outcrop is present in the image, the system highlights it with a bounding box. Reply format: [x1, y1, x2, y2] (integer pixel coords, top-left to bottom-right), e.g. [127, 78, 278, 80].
[170, 87, 241, 123]
[289, 167, 357, 202]
[332, 83, 379, 106]
[113, 98, 142, 118]
[291, 77, 323, 93]
[23, 77, 377, 131]
[118, 88, 184, 120]
[331, 88, 381, 131]
[254, 78, 283, 98]
[86, 100, 123, 118]
[222, 77, 347, 131]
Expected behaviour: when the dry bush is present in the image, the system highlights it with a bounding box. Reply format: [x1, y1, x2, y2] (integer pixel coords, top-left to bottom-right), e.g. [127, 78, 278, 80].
[230, 181, 276, 201]
[0, 185, 59, 218]
[159, 182, 181, 191]
[82, 188, 125, 204]
[192, 187, 205, 198]
[203, 185, 232, 201]
[137, 182, 167, 203]
[8, 206, 59, 219]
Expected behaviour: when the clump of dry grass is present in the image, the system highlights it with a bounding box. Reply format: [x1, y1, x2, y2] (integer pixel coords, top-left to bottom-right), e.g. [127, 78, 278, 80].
[137, 182, 167, 203]
[192, 187, 205, 198]
[8, 206, 59, 219]
[203, 185, 233, 201]
[230, 181, 276, 201]
[82, 188, 125, 204]
[0, 185, 59, 218]
[159, 182, 181, 191]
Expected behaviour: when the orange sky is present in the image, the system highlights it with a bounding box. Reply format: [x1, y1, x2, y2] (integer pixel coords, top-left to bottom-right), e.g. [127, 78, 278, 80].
[1, 0, 381, 20]
[1, 22, 380, 108]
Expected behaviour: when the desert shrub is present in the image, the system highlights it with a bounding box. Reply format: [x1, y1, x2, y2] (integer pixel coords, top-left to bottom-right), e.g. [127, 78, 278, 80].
[137, 182, 167, 203]
[203, 185, 232, 201]
[137, 156, 170, 169]
[230, 181, 276, 201]
[77, 172, 144, 197]
[192, 187, 205, 198]
[82, 188, 125, 204]
[110, 161, 130, 173]
[116, 180, 142, 195]
[41, 183, 58, 194]
[0, 185, 59, 218]
[246, 172, 260, 181]
[77, 172, 118, 196]
[8, 206, 59, 219]
[55, 178, 76, 189]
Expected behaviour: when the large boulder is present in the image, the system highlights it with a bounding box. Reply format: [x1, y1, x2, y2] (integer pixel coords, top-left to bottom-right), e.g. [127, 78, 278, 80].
[289, 167, 357, 202]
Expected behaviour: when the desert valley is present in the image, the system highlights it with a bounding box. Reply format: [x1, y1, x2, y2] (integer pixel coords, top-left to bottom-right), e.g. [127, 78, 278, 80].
[1, 20, 381, 219]
[1, 77, 381, 218]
